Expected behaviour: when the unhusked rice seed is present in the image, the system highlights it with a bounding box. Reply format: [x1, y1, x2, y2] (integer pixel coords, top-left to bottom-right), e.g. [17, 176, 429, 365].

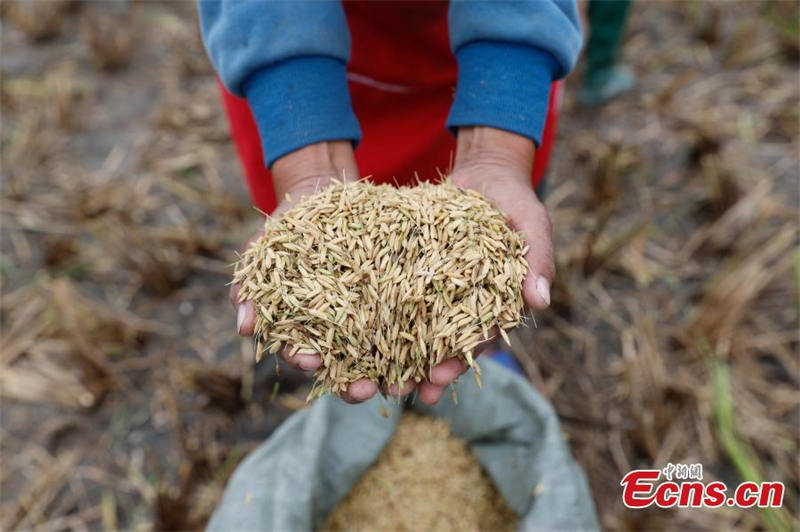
[323, 413, 517, 531]
[232, 179, 528, 399]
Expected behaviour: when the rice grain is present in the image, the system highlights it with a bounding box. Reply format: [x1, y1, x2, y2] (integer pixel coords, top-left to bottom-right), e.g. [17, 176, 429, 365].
[323, 413, 517, 532]
[232, 179, 528, 399]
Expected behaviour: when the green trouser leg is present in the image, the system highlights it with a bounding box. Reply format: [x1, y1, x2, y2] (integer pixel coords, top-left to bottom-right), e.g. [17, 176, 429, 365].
[585, 0, 631, 85]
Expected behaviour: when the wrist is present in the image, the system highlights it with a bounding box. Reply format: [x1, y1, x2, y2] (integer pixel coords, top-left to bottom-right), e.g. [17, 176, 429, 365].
[454, 126, 535, 178]
[271, 140, 355, 199]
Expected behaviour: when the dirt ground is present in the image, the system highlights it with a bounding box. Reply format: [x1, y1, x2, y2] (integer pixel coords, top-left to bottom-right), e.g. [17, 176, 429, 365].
[1, 1, 798, 530]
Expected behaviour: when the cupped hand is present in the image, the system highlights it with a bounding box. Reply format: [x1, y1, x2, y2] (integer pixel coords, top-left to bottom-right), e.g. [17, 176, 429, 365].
[406, 126, 556, 402]
[353, 127, 553, 405]
[451, 126, 554, 310]
[231, 128, 552, 406]
[229, 140, 380, 403]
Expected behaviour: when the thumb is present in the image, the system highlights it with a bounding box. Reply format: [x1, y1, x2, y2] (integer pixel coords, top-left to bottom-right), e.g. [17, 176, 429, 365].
[506, 196, 555, 310]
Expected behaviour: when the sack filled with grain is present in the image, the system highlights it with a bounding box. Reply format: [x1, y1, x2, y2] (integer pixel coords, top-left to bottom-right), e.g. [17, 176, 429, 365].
[207, 359, 598, 531]
[232, 180, 529, 399]
[322, 412, 518, 532]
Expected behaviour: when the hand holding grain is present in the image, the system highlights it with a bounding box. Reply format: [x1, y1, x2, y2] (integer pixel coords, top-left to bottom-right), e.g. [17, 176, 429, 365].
[396, 127, 556, 404]
[452, 126, 554, 310]
[229, 140, 477, 405]
[229, 140, 380, 402]
[230, 128, 551, 406]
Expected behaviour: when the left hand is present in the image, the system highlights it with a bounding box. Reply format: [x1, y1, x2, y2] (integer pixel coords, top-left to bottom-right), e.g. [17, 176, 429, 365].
[410, 126, 555, 404]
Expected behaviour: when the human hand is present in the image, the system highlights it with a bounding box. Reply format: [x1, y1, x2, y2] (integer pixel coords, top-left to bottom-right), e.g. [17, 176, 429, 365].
[229, 140, 381, 403]
[451, 126, 554, 309]
[404, 127, 556, 403]
[374, 127, 555, 405]
[232, 128, 553, 406]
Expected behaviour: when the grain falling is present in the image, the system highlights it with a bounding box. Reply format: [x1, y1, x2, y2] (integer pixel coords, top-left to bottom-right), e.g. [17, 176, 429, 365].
[232, 179, 528, 399]
[323, 413, 517, 532]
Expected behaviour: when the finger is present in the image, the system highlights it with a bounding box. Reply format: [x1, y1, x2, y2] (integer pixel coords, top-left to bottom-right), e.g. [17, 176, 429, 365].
[278, 346, 322, 371]
[236, 301, 255, 336]
[507, 198, 555, 310]
[343, 379, 379, 403]
[232, 230, 265, 323]
[417, 382, 446, 405]
[474, 327, 498, 354]
[429, 358, 469, 387]
[341, 393, 360, 404]
[293, 353, 322, 371]
[386, 380, 415, 398]
[229, 283, 240, 309]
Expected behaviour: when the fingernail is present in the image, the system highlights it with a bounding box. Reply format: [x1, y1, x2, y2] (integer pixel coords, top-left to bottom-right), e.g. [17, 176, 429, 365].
[536, 277, 551, 306]
[236, 305, 245, 334]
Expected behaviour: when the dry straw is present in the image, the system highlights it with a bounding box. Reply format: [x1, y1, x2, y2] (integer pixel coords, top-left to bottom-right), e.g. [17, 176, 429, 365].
[232, 179, 528, 398]
[323, 413, 517, 531]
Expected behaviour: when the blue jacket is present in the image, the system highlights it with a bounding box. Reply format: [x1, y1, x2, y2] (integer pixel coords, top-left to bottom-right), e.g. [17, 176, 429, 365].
[199, 1, 582, 167]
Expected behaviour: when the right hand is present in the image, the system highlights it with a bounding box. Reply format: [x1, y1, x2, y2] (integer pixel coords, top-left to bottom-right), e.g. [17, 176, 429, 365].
[229, 140, 381, 403]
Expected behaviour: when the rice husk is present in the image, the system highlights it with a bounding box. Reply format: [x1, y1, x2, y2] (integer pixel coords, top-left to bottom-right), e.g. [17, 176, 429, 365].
[323, 413, 517, 532]
[232, 179, 528, 398]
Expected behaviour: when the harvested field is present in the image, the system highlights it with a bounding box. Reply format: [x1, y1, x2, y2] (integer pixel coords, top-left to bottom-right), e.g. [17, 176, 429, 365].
[1, 1, 797, 530]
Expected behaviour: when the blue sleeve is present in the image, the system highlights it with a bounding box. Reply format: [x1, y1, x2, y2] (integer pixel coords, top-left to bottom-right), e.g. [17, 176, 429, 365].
[198, 0, 361, 167]
[447, 0, 583, 146]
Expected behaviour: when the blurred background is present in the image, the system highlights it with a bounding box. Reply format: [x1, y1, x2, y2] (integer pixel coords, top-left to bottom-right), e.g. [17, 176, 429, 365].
[0, 1, 797, 530]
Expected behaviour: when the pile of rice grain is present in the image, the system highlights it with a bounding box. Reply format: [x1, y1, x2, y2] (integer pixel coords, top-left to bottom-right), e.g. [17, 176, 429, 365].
[323, 413, 517, 532]
[232, 179, 528, 398]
